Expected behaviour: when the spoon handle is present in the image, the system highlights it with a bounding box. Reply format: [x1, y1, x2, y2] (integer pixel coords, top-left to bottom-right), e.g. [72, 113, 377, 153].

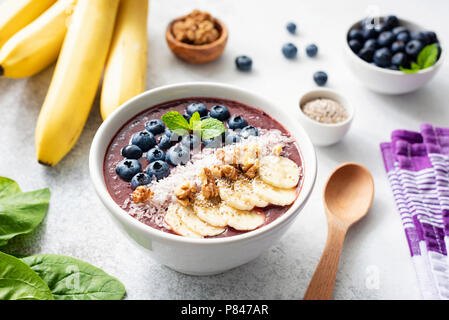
[303, 221, 347, 300]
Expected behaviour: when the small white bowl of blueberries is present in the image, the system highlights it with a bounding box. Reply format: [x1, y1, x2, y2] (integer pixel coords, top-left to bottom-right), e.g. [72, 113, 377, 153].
[344, 15, 443, 94]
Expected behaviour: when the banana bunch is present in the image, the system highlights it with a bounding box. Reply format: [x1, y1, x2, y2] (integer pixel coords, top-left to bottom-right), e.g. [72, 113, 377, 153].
[0, 0, 149, 166]
[165, 155, 301, 238]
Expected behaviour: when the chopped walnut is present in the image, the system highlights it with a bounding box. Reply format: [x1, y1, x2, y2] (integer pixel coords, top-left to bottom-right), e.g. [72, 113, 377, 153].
[209, 164, 223, 179]
[272, 144, 283, 156]
[132, 186, 153, 204]
[241, 159, 259, 179]
[174, 182, 196, 207]
[199, 167, 219, 199]
[172, 10, 220, 45]
[221, 165, 239, 180]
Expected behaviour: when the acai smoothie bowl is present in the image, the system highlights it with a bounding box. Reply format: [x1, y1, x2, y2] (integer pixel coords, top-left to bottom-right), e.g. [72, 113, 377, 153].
[89, 82, 316, 275]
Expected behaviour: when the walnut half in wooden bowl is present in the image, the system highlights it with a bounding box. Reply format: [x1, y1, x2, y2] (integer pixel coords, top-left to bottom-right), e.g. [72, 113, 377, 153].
[165, 10, 228, 64]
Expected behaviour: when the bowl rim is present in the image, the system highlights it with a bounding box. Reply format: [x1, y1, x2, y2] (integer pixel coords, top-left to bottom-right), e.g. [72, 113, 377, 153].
[298, 88, 355, 128]
[165, 15, 228, 50]
[89, 82, 317, 245]
[344, 16, 445, 75]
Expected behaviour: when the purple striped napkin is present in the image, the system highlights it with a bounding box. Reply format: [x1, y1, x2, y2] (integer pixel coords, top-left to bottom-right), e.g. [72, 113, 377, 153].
[381, 124, 449, 300]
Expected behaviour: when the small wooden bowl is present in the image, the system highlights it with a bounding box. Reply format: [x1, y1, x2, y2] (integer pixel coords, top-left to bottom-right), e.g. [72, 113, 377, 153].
[165, 16, 228, 64]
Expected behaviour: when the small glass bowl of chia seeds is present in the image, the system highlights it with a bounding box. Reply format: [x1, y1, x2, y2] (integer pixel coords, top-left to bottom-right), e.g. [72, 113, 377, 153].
[298, 88, 354, 146]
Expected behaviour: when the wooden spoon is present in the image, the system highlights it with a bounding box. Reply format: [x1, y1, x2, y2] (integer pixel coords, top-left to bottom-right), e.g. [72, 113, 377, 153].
[303, 162, 374, 300]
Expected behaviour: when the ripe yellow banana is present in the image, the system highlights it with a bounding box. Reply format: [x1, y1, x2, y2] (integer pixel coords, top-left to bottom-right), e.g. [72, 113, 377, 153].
[35, 0, 119, 166]
[0, 0, 56, 49]
[0, 0, 77, 78]
[100, 0, 149, 120]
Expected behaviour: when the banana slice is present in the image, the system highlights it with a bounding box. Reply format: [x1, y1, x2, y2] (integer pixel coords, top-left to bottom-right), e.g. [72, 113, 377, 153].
[259, 155, 300, 189]
[220, 205, 265, 231]
[194, 195, 229, 227]
[177, 204, 225, 237]
[237, 179, 269, 208]
[217, 179, 255, 211]
[165, 204, 202, 238]
[253, 178, 297, 206]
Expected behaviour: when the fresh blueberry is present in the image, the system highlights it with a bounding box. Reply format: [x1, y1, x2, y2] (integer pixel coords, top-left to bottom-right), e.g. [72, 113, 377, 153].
[121, 144, 143, 159]
[373, 47, 392, 68]
[240, 126, 259, 138]
[235, 55, 252, 71]
[374, 23, 389, 33]
[115, 159, 142, 182]
[166, 145, 190, 166]
[348, 39, 362, 53]
[286, 22, 296, 34]
[384, 15, 399, 29]
[363, 39, 378, 50]
[157, 135, 171, 150]
[392, 26, 408, 36]
[186, 103, 207, 117]
[391, 52, 408, 67]
[313, 71, 328, 86]
[131, 173, 152, 190]
[425, 31, 438, 44]
[145, 119, 165, 135]
[391, 41, 405, 53]
[410, 31, 431, 45]
[146, 147, 166, 163]
[131, 130, 156, 152]
[181, 134, 201, 149]
[348, 29, 364, 42]
[396, 32, 409, 43]
[306, 44, 318, 57]
[436, 43, 442, 59]
[225, 132, 241, 145]
[405, 40, 424, 58]
[209, 104, 230, 121]
[165, 128, 182, 142]
[227, 116, 248, 130]
[146, 160, 170, 180]
[377, 31, 395, 47]
[358, 47, 375, 62]
[282, 43, 298, 59]
[363, 27, 378, 40]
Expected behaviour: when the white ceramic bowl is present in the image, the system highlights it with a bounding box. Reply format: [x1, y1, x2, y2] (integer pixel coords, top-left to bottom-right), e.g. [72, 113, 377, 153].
[298, 88, 354, 147]
[89, 82, 317, 275]
[344, 17, 444, 94]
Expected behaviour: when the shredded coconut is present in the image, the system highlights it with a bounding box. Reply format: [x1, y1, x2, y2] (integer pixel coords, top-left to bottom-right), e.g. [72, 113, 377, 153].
[125, 129, 296, 226]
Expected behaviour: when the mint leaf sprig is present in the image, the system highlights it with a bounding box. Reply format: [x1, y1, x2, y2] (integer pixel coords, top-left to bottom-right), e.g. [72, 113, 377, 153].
[400, 44, 439, 74]
[161, 111, 226, 140]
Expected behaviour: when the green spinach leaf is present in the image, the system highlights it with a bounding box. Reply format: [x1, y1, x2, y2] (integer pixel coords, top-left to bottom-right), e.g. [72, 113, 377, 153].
[0, 178, 50, 247]
[22, 254, 126, 300]
[0, 252, 53, 300]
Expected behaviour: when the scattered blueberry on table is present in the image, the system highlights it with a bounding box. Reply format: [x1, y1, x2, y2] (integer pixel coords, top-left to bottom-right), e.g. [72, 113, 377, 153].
[235, 55, 252, 71]
[348, 15, 441, 71]
[306, 44, 318, 57]
[282, 43, 298, 59]
[286, 22, 296, 34]
[313, 71, 328, 86]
